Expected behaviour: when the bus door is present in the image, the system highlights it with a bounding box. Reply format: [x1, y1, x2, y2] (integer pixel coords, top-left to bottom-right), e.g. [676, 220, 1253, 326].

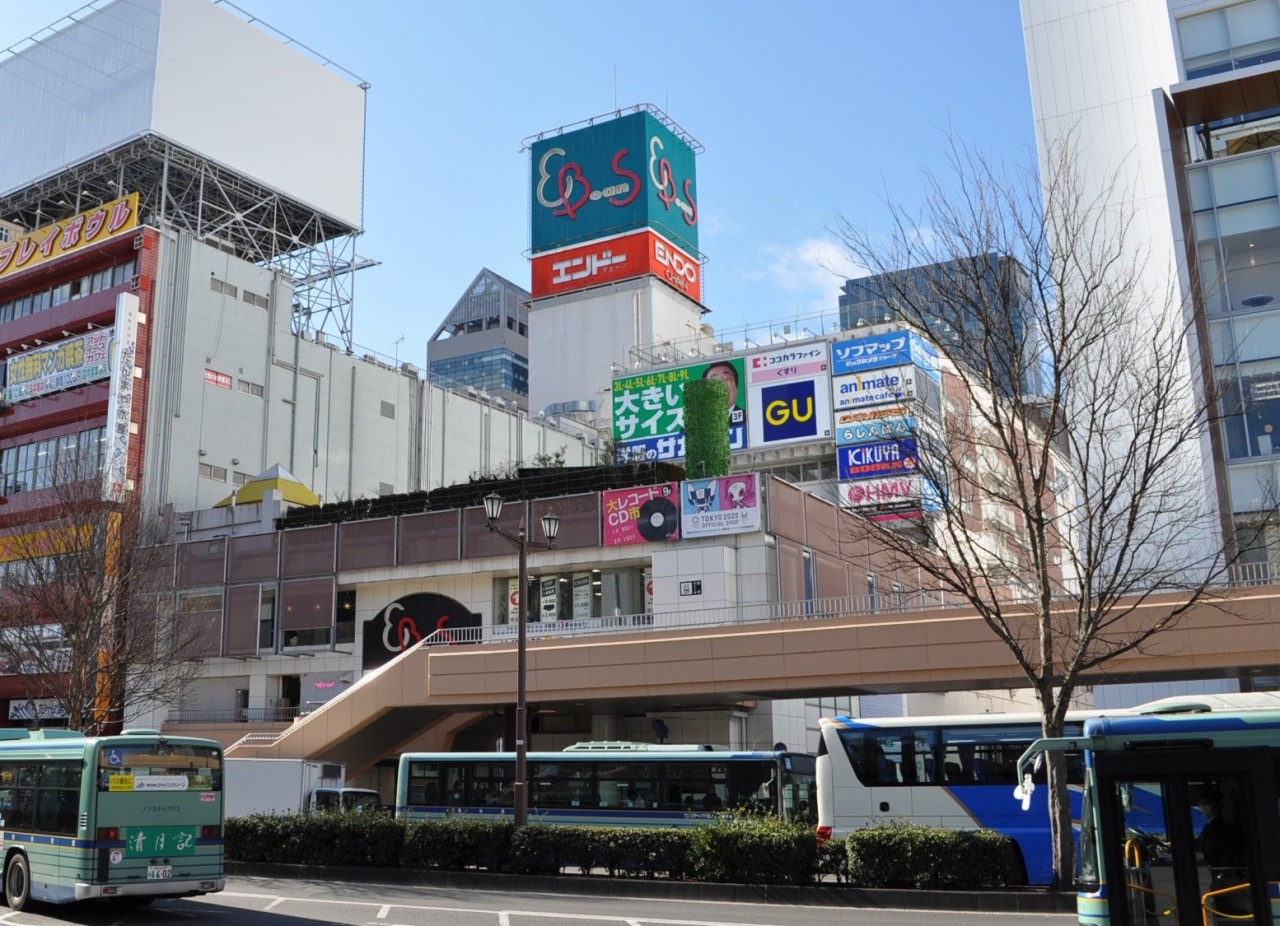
[1094, 750, 1279, 926]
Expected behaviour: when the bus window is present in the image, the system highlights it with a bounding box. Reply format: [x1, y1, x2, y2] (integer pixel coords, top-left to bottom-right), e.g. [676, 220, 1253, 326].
[596, 761, 658, 808]
[527, 761, 597, 808]
[406, 761, 441, 805]
[942, 725, 1041, 785]
[470, 761, 512, 807]
[444, 766, 466, 806]
[663, 762, 724, 810]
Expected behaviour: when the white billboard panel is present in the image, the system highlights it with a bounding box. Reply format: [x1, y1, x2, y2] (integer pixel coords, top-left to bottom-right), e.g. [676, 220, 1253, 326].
[745, 344, 832, 447]
[0, 0, 365, 228]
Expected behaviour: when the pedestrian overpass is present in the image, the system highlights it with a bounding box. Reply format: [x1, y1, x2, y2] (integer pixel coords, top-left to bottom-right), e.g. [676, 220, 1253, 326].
[225, 585, 1280, 776]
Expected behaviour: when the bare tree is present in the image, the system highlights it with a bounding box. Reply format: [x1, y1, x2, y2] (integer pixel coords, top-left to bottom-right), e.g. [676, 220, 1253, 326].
[834, 137, 1260, 888]
[0, 470, 201, 732]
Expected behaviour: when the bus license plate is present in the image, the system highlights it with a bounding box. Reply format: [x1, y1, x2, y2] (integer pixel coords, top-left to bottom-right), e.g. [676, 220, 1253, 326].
[147, 865, 172, 880]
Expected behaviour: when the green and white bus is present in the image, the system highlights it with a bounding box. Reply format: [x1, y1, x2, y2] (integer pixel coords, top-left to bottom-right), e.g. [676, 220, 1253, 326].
[1017, 695, 1280, 926]
[0, 728, 224, 910]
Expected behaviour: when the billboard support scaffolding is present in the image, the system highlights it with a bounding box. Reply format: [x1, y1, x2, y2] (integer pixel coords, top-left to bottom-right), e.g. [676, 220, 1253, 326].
[0, 134, 369, 352]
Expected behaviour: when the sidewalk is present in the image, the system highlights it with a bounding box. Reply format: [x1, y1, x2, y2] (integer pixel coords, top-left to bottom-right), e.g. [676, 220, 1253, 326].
[226, 862, 1076, 913]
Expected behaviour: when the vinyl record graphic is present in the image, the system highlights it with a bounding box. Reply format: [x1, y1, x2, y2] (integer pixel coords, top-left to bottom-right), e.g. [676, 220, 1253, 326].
[637, 497, 678, 541]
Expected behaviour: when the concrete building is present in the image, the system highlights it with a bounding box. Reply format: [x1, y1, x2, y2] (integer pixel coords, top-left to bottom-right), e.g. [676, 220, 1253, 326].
[1020, 0, 1280, 563]
[0, 0, 590, 725]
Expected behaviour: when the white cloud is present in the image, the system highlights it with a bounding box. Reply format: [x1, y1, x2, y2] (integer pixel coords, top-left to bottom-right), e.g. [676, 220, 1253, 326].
[750, 237, 868, 310]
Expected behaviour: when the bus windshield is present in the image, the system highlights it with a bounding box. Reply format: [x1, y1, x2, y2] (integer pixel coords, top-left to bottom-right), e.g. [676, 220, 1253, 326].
[96, 743, 222, 792]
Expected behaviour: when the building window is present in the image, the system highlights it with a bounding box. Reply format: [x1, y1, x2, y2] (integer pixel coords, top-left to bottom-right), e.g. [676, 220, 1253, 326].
[378, 482, 394, 497]
[0, 257, 135, 325]
[0, 426, 107, 495]
[380, 401, 395, 419]
[197, 463, 228, 482]
[258, 588, 276, 651]
[242, 290, 269, 309]
[1179, 4, 1280, 79]
[233, 471, 253, 487]
[336, 590, 356, 644]
[237, 380, 264, 398]
[210, 277, 238, 298]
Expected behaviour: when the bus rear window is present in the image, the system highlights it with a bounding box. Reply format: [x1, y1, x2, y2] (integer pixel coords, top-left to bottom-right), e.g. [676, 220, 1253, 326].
[96, 744, 222, 792]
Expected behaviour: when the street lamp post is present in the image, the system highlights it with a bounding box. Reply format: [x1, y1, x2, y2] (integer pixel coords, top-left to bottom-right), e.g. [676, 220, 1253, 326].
[483, 492, 559, 828]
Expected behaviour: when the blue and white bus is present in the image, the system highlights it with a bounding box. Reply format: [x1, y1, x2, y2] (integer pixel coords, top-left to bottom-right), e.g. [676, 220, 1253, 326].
[816, 711, 1100, 886]
[396, 742, 816, 826]
[0, 727, 224, 910]
[1018, 694, 1280, 926]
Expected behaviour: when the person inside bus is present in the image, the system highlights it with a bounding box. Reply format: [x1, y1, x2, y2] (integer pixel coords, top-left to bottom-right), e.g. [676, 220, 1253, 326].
[1196, 788, 1244, 889]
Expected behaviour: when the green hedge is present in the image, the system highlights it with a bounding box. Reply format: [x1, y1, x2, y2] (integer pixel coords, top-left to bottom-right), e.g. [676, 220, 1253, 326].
[845, 821, 1021, 889]
[402, 816, 513, 871]
[226, 811, 403, 867]
[690, 815, 818, 885]
[227, 813, 1017, 889]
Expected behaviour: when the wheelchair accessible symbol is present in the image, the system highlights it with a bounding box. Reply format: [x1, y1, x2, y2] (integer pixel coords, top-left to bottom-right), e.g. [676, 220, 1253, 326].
[106, 749, 123, 767]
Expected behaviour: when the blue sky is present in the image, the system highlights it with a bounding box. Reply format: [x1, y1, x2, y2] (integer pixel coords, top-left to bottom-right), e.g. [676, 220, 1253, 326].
[1, 1, 1034, 365]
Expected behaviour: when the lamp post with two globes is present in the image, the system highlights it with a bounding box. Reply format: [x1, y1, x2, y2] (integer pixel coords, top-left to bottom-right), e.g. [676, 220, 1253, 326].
[482, 492, 560, 828]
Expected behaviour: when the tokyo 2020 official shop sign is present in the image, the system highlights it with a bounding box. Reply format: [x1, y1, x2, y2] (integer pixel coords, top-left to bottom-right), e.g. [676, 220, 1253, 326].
[680, 474, 761, 538]
[744, 344, 832, 448]
[530, 110, 698, 257]
[603, 483, 681, 546]
[612, 358, 747, 462]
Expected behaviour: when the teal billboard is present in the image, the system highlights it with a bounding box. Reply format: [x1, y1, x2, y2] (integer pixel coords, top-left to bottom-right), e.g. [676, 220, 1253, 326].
[531, 110, 699, 257]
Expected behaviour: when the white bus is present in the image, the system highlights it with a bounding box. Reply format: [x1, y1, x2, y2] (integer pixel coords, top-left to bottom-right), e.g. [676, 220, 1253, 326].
[816, 712, 1098, 885]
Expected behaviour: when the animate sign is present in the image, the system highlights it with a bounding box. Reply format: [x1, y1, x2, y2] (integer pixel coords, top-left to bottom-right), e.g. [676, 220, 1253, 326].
[0, 193, 139, 281]
[612, 359, 747, 462]
[3, 329, 114, 404]
[837, 438, 919, 480]
[831, 330, 940, 380]
[745, 345, 832, 447]
[530, 228, 702, 301]
[831, 365, 921, 411]
[530, 110, 699, 256]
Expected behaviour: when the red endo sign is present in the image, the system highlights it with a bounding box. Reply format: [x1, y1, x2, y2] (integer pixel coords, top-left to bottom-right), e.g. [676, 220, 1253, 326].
[531, 229, 702, 301]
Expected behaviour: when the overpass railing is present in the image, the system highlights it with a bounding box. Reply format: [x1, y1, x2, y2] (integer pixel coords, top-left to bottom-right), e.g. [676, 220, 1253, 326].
[421, 561, 1280, 648]
[422, 588, 954, 647]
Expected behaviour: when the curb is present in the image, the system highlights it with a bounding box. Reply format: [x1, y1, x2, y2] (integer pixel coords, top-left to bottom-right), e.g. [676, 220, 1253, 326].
[226, 862, 1076, 913]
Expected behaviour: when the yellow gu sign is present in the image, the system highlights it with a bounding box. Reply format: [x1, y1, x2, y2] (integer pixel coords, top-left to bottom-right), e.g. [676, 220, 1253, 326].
[0, 193, 139, 282]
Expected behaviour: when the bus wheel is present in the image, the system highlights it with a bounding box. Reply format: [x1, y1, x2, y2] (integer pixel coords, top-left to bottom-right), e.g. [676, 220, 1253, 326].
[4, 853, 29, 911]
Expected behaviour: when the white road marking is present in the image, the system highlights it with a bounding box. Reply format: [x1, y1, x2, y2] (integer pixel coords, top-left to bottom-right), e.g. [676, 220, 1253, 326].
[377, 904, 391, 919]
[215, 888, 1072, 921]
[263, 897, 287, 911]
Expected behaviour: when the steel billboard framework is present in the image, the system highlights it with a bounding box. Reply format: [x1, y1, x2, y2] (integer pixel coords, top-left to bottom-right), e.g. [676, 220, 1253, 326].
[0, 135, 371, 353]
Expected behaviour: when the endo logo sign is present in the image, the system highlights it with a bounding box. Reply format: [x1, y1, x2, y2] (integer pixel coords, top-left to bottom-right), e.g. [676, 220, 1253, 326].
[530, 110, 699, 256]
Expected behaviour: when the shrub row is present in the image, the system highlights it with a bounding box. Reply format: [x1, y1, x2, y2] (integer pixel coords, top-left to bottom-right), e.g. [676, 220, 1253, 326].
[225, 814, 1020, 889]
